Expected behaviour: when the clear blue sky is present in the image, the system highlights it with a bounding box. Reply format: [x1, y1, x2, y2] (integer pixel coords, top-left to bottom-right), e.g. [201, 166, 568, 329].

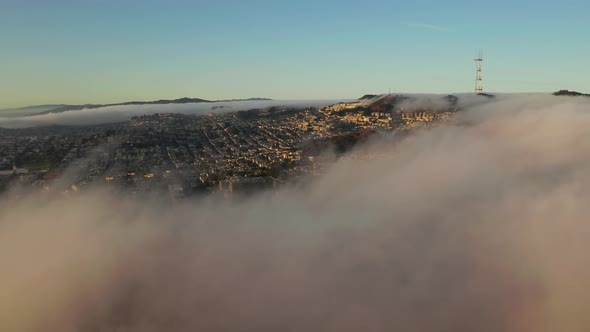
[1, 0, 589, 108]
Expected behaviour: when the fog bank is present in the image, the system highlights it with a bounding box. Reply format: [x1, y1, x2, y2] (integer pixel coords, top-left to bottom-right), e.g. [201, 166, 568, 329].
[2, 94, 590, 331]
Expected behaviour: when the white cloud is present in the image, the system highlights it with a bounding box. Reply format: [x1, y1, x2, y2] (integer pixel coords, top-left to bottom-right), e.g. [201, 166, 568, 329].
[401, 22, 452, 32]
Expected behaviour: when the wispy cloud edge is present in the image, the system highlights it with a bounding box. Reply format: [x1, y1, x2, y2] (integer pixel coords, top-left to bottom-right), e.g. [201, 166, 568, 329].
[401, 22, 452, 32]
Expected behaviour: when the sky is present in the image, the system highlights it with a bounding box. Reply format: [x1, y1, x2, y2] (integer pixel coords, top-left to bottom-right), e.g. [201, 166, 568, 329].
[1, 0, 589, 108]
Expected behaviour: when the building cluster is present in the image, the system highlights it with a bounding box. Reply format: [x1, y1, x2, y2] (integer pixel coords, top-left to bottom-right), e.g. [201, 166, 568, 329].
[0, 99, 456, 198]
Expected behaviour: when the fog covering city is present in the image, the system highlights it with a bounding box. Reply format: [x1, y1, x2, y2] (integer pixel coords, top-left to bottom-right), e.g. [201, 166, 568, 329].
[2, 93, 590, 331]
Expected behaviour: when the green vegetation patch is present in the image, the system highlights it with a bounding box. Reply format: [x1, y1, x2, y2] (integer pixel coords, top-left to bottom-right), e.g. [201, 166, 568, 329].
[22, 161, 52, 170]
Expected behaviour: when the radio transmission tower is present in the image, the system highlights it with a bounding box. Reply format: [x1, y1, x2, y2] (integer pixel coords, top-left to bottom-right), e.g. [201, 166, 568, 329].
[474, 49, 483, 93]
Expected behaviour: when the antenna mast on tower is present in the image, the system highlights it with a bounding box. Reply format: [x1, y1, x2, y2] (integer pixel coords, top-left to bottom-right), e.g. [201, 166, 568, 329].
[474, 49, 483, 94]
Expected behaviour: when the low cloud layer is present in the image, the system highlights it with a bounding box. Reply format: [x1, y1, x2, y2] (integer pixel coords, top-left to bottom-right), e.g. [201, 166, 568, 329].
[1, 94, 590, 331]
[0, 99, 353, 128]
[394, 92, 513, 112]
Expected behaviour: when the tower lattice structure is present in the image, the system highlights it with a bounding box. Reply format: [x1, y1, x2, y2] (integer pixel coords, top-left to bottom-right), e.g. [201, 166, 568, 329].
[474, 50, 484, 94]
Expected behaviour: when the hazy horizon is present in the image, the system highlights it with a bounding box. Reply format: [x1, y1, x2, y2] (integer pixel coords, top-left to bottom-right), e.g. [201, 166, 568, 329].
[0, 91, 556, 112]
[0, 93, 542, 128]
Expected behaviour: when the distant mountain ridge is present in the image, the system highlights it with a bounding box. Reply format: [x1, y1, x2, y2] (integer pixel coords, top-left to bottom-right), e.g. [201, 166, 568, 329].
[0, 104, 68, 117]
[553, 90, 590, 97]
[24, 97, 272, 116]
[0, 104, 66, 112]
